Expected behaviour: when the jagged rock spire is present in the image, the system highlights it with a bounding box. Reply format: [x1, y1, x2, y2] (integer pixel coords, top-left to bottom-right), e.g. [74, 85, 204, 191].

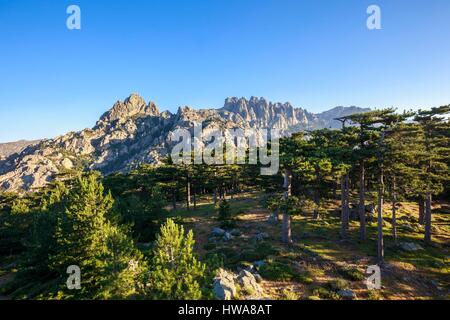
[98, 93, 160, 124]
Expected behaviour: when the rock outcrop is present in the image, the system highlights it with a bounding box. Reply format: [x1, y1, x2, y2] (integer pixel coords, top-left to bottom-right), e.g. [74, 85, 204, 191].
[0, 93, 369, 192]
[213, 268, 265, 300]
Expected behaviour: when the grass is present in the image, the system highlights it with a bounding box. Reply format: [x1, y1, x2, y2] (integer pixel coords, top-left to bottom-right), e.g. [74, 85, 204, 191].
[163, 194, 450, 300]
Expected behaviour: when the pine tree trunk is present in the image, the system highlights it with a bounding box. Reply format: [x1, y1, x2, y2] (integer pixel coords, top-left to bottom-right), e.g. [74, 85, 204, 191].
[193, 191, 197, 211]
[345, 173, 350, 221]
[424, 192, 432, 244]
[392, 179, 398, 245]
[313, 192, 320, 220]
[340, 174, 350, 237]
[377, 168, 384, 265]
[186, 179, 191, 211]
[172, 192, 177, 211]
[359, 160, 366, 241]
[213, 189, 218, 206]
[418, 197, 425, 225]
[313, 170, 321, 219]
[282, 168, 293, 244]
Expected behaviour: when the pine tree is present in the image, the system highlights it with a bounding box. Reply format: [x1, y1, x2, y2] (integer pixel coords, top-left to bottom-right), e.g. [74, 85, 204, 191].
[147, 218, 206, 300]
[414, 105, 450, 244]
[50, 172, 144, 299]
[337, 111, 383, 241]
[95, 224, 147, 299]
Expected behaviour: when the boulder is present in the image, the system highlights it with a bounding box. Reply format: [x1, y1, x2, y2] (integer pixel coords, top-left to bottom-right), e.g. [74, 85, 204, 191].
[236, 270, 264, 297]
[253, 232, 269, 242]
[213, 269, 237, 300]
[212, 227, 226, 237]
[399, 242, 423, 252]
[254, 273, 263, 283]
[338, 289, 357, 300]
[230, 229, 241, 236]
[223, 232, 234, 242]
[61, 158, 73, 169]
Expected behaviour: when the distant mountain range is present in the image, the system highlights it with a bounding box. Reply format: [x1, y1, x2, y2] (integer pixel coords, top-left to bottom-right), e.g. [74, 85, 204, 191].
[0, 94, 369, 192]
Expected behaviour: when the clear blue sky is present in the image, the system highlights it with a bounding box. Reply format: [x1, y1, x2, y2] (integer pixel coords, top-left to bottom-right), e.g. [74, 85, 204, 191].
[1, 0, 449, 142]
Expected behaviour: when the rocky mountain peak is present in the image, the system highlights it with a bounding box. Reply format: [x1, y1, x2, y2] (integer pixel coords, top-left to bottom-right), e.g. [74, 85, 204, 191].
[97, 93, 160, 125]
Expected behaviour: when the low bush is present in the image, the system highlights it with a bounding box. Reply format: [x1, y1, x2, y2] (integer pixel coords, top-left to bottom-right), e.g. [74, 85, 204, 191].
[337, 267, 365, 281]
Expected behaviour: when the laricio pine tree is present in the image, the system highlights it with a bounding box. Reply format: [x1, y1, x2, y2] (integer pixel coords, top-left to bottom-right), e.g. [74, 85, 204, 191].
[147, 218, 206, 300]
[372, 109, 410, 264]
[384, 118, 419, 245]
[316, 127, 354, 237]
[51, 172, 144, 299]
[279, 136, 300, 244]
[337, 111, 381, 241]
[414, 105, 450, 244]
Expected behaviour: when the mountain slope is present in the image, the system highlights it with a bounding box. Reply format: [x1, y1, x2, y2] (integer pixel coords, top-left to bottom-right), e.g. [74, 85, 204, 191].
[0, 94, 369, 192]
[0, 140, 40, 160]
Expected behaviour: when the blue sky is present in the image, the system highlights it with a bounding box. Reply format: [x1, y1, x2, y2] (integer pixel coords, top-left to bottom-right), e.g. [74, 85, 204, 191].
[0, 0, 449, 142]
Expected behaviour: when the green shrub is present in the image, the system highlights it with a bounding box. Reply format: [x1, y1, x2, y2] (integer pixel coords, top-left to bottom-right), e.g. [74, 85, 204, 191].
[294, 273, 314, 285]
[367, 289, 382, 300]
[239, 249, 262, 262]
[280, 289, 300, 300]
[259, 260, 295, 281]
[337, 267, 365, 281]
[326, 279, 349, 291]
[217, 200, 231, 220]
[207, 247, 240, 267]
[255, 242, 278, 257]
[239, 242, 278, 262]
[312, 286, 339, 300]
[203, 242, 217, 251]
[219, 220, 237, 230]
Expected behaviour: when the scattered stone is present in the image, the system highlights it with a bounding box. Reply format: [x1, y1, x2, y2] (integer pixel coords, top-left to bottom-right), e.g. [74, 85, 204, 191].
[223, 232, 233, 241]
[230, 229, 241, 236]
[399, 242, 423, 252]
[337, 289, 357, 300]
[243, 265, 256, 273]
[212, 227, 226, 237]
[254, 273, 263, 283]
[253, 232, 269, 242]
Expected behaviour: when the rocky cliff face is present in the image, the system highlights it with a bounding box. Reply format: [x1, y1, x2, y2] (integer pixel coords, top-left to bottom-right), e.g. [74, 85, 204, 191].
[0, 140, 40, 159]
[0, 94, 369, 192]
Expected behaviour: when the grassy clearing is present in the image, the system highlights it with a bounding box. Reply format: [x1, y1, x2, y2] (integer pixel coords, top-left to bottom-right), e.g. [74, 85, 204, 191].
[177, 192, 449, 300]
